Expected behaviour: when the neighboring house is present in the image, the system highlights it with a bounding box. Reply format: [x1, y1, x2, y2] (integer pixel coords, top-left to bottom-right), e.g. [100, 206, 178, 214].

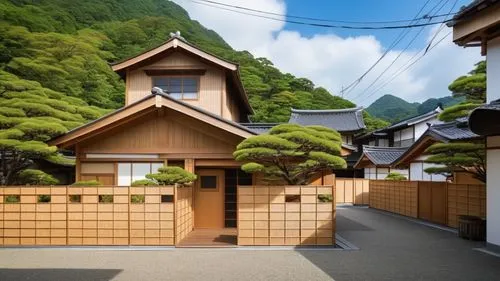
[358, 106, 442, 147]
[354, 146, 409, 179]
[393, 118, 480, 182]
[49, 33, 257, 229]
[450, 0, 500, 252]
[288, 107, 366, 146]
[354, 107, 443, 180]
[286, 107, 366, 176]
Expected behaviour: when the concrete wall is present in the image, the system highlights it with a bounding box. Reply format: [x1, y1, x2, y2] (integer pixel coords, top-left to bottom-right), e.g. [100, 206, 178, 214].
[486, 38, 500, 248]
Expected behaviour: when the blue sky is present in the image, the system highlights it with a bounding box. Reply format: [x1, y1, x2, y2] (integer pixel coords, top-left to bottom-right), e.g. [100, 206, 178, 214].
[284, 0, 471, 48]
[175, 0, 480, 106]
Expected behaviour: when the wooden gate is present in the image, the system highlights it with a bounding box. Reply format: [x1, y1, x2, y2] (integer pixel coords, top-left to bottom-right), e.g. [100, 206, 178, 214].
[418, 182, 447, 225]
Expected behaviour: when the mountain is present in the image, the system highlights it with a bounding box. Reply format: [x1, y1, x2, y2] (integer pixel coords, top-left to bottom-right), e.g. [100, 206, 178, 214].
[366, 94, 464, 123]
[0, 0, 377, 125]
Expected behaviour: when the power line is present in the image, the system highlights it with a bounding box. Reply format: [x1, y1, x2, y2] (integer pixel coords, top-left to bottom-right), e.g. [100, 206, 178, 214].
[187, 0, 455, 30]
[341, 0, 434, 96]
[350, 0, 458, 101]
[352, 0, 458, 102]
[191, 0, 456, 25]
[358, 31, 452, 102]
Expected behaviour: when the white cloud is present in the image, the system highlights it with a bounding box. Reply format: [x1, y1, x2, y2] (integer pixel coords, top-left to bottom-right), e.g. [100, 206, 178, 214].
[173, 0, 481, 106]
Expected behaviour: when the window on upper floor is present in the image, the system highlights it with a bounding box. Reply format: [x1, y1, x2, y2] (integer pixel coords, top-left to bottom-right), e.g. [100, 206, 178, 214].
[153, 77, 199, 100]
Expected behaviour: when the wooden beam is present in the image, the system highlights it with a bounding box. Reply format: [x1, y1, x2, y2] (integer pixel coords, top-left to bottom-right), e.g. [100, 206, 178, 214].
[195, 159, 240, 167]
[144, 69, 206, 76]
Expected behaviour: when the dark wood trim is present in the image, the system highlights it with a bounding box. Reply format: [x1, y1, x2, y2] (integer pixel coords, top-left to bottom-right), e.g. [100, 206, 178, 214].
[144, 69, 206, 76]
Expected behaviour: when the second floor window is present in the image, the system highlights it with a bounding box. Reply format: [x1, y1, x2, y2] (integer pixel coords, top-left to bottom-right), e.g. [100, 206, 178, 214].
[153, 77, 199, 100]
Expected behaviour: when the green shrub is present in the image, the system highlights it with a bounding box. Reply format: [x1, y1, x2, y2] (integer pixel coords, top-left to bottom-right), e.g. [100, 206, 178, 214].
[38, 195, 51, 203]
[68, 195, 81, 203]
[131, 195, 145, 203]
[99, 195, 113, 203]
[317, 194, 333, 203]
[145, 166, 197, 186]
[72, 180, 101, 186]
[4, 195, 20, 203]
[385, 172, 407, 181]
[17, 169, 59, 185]
[131, 179, 158, 186]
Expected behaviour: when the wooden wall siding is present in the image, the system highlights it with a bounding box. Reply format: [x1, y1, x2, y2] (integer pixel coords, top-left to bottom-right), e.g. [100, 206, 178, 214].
[447, 184, 486, 228]
[369, 181, 418, 218]
[368, 180, 486, 228]
[335, 178, 370, 205]
[80, 163, 114, 174]
[80, 110, 241, 155]
[0, 186, 175, 246]
[175, 186, 193, 244]
[127, 52, 230, 120]
[80, 175, 114, 185]
[237, 185, 335, 246]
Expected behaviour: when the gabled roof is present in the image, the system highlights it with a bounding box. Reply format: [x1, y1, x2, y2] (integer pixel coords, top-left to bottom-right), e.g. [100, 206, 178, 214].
[427, 118, 480, 141]
[394, 118, 481, 166]
[382, 107, 442, 132]
[288, 107, 366, 133]
[354, 145, 408, 168]
[110, 35, 253, 115]
[469, 99, 500, 136]
[49, 90, 256, 149]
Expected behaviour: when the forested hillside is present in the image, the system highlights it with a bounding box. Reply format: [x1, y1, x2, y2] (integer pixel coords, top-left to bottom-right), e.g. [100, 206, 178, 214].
[0, 0, 368, 122]
[366, 94, 463, 123]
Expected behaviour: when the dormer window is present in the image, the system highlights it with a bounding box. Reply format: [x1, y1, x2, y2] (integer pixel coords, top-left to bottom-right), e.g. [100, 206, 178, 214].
[153, 77, 199, 100]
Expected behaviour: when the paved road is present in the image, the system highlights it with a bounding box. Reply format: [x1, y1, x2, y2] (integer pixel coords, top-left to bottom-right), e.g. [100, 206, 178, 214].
[0, 208, 499, 281]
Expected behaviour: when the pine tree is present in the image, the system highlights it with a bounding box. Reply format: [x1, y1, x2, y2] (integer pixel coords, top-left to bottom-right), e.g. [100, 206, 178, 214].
[0, 71, 107, 184]
[233, 124, 346, 185]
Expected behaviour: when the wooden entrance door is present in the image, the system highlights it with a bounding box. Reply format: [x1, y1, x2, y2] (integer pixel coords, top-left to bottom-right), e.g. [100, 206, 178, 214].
[194, 169, 225, 228]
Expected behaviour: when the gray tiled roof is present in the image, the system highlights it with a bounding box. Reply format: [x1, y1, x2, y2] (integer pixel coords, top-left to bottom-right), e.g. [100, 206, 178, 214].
[288, 107, 366, 132]
[428, 120, 479, 141]
[240, 123, 279, 134]
[383, 107, 441, 132]
[359, 145, 408, 166]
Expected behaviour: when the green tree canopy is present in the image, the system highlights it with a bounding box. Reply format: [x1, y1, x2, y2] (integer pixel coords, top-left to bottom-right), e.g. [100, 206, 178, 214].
[233, 124, 346, 185]
[448, 61, 486, 103]
[0, 71, 107, 185]
[385, 172, 407, 181]
[424, 142, 486, 183]
[142, 166, 197, 186]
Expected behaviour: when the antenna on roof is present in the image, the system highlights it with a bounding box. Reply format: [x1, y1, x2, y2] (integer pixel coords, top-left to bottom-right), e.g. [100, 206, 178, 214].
[169, 31, 186, 41]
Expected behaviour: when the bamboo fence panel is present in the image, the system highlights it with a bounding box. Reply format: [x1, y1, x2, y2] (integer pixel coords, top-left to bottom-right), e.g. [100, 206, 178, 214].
[447, 184, 486, 227]
[369, 181, 418, 218]
[0, 186, 175, 246]
[335, 179, 369, 205]
[237, 185, 335, 246]
[175, 186, 193, 244]
[369, 180, 485, 227]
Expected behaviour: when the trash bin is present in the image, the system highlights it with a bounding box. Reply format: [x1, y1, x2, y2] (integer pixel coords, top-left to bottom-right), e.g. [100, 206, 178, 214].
[458, 215, 486, 241]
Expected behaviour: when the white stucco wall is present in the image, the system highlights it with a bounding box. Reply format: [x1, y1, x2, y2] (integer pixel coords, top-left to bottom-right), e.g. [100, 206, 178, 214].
[486, 39, 500, 247]
[487, 38, 500, 102]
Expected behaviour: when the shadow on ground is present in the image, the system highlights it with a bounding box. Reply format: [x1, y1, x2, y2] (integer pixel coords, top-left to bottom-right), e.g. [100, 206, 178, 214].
[0, 268, 122, 281]
[296, 207, 500, 281]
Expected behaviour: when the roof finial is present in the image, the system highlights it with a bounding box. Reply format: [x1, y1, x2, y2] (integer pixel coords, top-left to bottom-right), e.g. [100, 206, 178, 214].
[169, 31, 186, 41]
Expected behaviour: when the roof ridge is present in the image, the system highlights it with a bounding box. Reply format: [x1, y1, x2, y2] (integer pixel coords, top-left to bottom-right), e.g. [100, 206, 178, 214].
[291, 107, 364, 114]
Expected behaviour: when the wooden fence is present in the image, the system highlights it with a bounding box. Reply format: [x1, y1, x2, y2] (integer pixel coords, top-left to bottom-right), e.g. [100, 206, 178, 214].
[175, 186, 193, 244]
[237, 185, 335, 246]
[335, 178, 370, 205]
[369, 180, 486, 227]
[0, 186, 176, 246]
